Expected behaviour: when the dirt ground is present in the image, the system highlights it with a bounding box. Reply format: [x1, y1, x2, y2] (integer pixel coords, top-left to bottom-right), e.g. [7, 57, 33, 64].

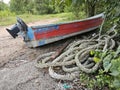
[0, 18, 72, 90]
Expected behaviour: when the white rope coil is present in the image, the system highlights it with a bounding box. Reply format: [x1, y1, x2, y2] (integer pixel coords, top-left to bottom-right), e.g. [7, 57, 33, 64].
[35, 31, 116, 81]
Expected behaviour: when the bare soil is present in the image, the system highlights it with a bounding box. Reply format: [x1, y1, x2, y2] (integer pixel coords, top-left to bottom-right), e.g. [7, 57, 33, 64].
[0, 18, 70, 90]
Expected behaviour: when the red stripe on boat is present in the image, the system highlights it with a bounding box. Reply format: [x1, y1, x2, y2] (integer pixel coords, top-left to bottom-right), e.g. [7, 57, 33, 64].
[34, 17, 103, 40]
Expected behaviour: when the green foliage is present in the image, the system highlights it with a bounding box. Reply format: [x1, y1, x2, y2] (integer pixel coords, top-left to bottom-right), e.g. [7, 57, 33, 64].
[99, 46, 120, 89]
[110, 58, 120, 88]
[71, 0, 85, 19]
[0, 0, 15, 22]
[0, 1, 9, 11]
[10, 0, 23, 14]
[105, 1, 120, 23]
[93, 57, 101, 63]
[89, 50, 102, 63]
[34, 0, 54, 14]
[114, 46, 120, 58]
[0, 10, 15, 20]
[22, 0, 35, 14]
[10, 0, 34, 14]
[55, 11, 86, 24]
[79, 71, 112, 90]
[80, 46, 120, 90]
[85, 0, 99, 17]
[95, 70, 114, 90]
[79, 73, 96, 89]
[103, 54, 113, 72]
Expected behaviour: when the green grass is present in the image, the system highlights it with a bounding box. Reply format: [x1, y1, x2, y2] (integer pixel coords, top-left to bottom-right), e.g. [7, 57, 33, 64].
[55, 11, 86, 23]
[0, 12, 86, 26]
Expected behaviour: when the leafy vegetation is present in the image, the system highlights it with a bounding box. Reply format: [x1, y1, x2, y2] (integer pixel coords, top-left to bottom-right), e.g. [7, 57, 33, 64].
[0, 1, 8, 11]
[0, 10, 15, 20]
[102, 46, 120, 89]
[80, 46, 120, 90]
[80, 71, 113, 90]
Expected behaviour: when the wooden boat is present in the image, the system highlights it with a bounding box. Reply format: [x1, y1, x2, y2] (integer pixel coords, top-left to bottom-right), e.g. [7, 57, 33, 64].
[6, 13, 104, 47]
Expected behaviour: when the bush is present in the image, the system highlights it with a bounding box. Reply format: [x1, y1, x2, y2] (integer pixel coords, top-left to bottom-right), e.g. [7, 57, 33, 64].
[0, 10, 15, 20]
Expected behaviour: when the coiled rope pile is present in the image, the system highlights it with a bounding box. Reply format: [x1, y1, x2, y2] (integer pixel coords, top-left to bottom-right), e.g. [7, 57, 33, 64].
[35, 28, 117, 81]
